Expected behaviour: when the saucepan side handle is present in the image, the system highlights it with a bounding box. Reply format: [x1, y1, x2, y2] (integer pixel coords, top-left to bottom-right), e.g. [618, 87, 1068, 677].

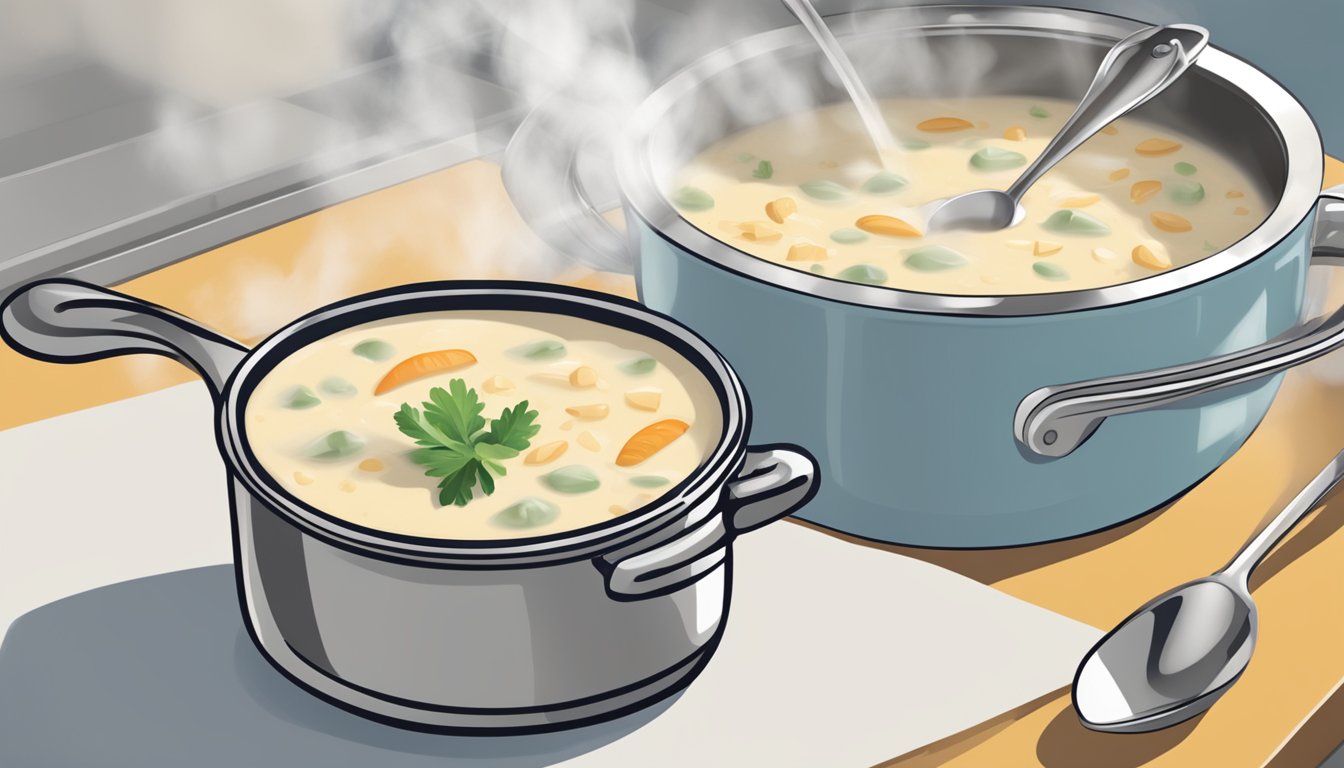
[502, 94, 632, 273]
[597, 445, 819, 601]
[1016, 186, 1344, 458]
[0, 278, 248, 400]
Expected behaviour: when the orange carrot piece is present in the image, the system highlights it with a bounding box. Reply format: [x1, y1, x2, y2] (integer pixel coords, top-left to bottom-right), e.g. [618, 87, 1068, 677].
[616, 419, 690, 467]
[374, 349, 477, 395]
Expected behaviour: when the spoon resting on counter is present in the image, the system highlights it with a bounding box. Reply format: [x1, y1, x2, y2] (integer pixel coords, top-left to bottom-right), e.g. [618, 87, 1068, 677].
[1073, 448, 1344, 733]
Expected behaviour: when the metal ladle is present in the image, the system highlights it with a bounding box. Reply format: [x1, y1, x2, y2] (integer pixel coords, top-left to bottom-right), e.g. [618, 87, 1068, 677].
[923, 23, 1209, 233]
[1073, 448, 1344, 732]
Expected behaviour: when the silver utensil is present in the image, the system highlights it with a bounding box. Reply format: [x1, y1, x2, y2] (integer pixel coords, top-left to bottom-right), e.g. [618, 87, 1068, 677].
[923, 23, 1209, 233]
[1073, 448, 1344, 733]
[780, 0, 897, 154]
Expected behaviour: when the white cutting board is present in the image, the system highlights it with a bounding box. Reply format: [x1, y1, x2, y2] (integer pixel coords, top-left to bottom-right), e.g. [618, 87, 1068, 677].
[0, 383, 1101, 767]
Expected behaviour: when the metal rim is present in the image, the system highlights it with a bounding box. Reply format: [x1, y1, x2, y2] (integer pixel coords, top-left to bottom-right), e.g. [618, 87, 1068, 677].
[216, 281, 749, 564]
[616, 5, 1324, 317]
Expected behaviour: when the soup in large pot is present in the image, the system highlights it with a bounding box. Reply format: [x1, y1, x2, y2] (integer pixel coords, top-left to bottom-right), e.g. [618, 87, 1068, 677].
[506, 6, 1342, 547]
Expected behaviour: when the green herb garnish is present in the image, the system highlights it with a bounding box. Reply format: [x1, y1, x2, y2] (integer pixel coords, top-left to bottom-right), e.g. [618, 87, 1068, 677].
[394, 379, 540, 507]
[752, 160, 774, 179]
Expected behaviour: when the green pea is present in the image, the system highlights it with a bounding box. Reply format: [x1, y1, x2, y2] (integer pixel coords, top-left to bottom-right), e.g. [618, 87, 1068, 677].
[619, 356, 657, 375]
[512, 339, 567, 361]
[304, 430, 364, 461]
[1033, 262, 1070, 281]
[829, 227, 869, 244]
[836, 264, 889, 285]
[1041, 209, 1111, 235]
[282, 385, 321, 410]
[901, 138, 931, 150]
[320, 376, 356, 397]
[1168, 179, 1205, 204]
[904, 246, 969, 272]
[799, 180, 854, 202]
[751, 160, 773, 179]
[631, 475, 670, 488]
[1174, 161, 1198, 176]
[671, 186, 715, 212]
[860, 171, 908, 195]
[543, 465, 601, 494]
[492, 497, 560, 529]
[352, 339, 395, 361]
[969, 147, 1027, 172]
[809, 264, 826, 274]
[1029, 105, 1050, 118]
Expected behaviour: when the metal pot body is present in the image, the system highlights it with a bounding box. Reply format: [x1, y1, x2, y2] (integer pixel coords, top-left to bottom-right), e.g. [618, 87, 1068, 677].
[231, 478, 728, 730]
[635, 215, 1308, 546]
[0, 280, 819, 732]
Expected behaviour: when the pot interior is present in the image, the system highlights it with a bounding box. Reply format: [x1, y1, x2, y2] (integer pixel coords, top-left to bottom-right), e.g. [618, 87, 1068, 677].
[624, 5, 1320, 314]
[645, 7, 1285, 210]
[221, 282, 746, 559]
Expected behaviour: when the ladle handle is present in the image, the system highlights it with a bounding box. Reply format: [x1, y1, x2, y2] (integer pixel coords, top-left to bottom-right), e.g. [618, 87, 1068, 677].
[1005, 24, 1209, 203]
[1223, 448, 1344, 585]
[0, 278, 247, 399]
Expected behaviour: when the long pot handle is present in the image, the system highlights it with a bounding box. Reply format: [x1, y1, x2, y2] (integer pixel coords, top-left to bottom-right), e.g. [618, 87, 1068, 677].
[597, 444, 819, 601]
[501, 95, 632, 274]
[1016, 186, 1344, 458]
[0, 278, 248, 400]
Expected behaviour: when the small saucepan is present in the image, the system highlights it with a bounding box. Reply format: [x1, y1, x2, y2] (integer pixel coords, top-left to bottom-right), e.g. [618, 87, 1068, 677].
[0, 278, 818, 732]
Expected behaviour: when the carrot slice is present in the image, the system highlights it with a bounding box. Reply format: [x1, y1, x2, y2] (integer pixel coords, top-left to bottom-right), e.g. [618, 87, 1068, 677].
[616, 419, 690, 467]
[374, 349, 477, 395]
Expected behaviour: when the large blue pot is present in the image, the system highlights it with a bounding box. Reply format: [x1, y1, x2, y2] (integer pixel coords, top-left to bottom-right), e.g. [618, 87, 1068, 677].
[507, 6, 1343, 547]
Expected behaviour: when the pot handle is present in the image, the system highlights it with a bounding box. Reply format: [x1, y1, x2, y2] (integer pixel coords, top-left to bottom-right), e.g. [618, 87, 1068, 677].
[501, 96, 633, 273]
[1016, 186, 1344, 458]
[597, 444, 819, 601]
[0, 278, 248, 399]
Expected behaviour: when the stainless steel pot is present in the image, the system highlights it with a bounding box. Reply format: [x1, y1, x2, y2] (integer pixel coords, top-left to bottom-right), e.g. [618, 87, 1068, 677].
[0, 278, 818, 732]
[505, 5, 1344, 547]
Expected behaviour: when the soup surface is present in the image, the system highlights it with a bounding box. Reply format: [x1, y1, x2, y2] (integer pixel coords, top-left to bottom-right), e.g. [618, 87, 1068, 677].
[246, 311, 721, 540]
[670, 96, 1268, 295]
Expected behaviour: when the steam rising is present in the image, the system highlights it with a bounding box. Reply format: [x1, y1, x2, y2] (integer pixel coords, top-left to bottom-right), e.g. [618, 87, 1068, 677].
[1, 0, 1190, 335]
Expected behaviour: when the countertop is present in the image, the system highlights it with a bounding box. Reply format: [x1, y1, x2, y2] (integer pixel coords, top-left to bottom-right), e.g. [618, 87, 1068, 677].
[2, 156, 1344, 765]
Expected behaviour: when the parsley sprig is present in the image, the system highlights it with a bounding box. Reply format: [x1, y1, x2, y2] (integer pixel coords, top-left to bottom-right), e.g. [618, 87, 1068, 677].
[394, 379, 540, 507]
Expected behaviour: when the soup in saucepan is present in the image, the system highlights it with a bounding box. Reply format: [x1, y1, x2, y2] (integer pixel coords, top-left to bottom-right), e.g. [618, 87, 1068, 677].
[670, 96, 1267, 295]
[245, 311, 721, 540]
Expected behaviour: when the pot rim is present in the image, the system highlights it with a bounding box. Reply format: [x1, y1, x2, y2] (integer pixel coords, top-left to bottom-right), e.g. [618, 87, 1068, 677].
[216, 280, 749, 564]
[616, 4, 1324, 317]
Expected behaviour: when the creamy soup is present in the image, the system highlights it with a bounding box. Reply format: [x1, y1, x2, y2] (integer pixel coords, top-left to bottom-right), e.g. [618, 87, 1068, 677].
[245, 311, 721, 540]
[670, 96, 1268, 295]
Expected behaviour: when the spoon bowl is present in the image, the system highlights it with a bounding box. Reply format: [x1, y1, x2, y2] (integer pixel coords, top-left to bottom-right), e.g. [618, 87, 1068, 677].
[920, 189, 1023, 232]
[1074, 449, 1344, 732]
[1074, 576, 1254, 732]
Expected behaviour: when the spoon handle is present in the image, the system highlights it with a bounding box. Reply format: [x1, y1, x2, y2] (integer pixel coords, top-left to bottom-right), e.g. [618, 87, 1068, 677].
[1223, 448, 1344, 585]
[780, 0, 897, 153]
[1004, 24, 1209, 203]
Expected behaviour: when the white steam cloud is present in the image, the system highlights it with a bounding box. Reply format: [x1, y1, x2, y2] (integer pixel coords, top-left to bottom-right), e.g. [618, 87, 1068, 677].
[0, 0, 1194, 336]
